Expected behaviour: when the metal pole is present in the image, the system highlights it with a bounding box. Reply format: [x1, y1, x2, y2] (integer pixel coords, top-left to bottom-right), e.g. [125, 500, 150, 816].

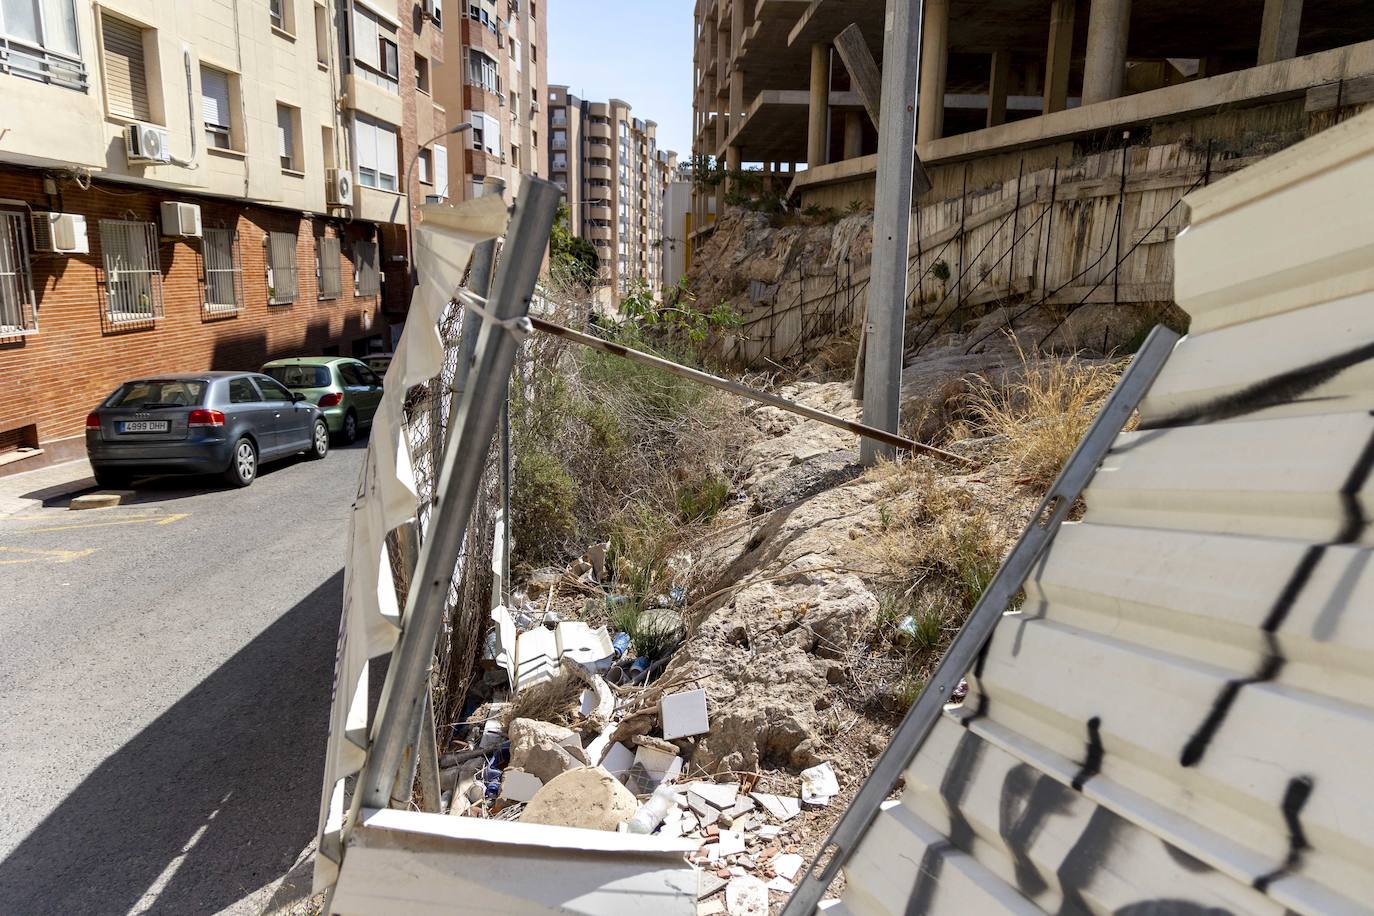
[859, 0, 924, 466]
[782, 324, 1181, 916]
[530, 315, 971, 467]
[358, 178, 562, 812]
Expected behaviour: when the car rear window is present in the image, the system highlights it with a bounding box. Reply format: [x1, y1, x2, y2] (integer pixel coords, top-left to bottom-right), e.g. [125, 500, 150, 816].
[266, 366, 331, 388]
[105, 380, 206, 408]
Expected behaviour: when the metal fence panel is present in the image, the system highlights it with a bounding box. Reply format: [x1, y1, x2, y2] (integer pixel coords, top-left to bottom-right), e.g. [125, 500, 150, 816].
[822, 110, 1374, 915]
[319, 236, 342, 300]
[0, 210, 37, 335]
[203, 227, 242, 314]
[99, 219, 163, 323]
[268, 231, 298, 304]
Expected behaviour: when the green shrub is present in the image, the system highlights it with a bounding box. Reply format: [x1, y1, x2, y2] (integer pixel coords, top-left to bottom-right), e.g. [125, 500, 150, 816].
[511, 449, 577, 566]
[676, 475, 730, 523]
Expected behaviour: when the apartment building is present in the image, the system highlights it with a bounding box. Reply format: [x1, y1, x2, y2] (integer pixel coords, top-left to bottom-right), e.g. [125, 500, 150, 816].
[545, 87, 675, 304]
[433, 0, 548, 204]
[0, 0, 448, 470]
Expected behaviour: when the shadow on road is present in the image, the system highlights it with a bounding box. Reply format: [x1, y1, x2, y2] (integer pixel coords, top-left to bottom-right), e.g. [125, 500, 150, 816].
[0, 570, 343, 915]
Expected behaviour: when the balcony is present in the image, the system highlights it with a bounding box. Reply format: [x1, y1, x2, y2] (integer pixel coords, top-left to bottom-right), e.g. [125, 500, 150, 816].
[585, 184, 611, 200]
[462, 18, 501, 56]
[587, 164, 613, 181]
[587, 202, 612, 220]
[552, 137, 567, 150]
[588, 225, 614, 241]
[587, 121, 612, 140]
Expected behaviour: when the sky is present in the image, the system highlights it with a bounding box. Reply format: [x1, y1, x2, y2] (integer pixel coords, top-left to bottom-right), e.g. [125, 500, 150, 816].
[547, 0, 696, 159]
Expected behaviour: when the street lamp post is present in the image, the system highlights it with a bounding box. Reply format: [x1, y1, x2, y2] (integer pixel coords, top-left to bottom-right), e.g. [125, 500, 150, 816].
[404, 122, 473, 287]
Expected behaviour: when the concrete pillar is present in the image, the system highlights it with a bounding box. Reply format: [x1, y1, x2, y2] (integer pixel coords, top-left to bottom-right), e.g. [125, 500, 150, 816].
[1258, 0, 1303, 64]
[1082, 0, 1131, 105]
[1043, 0, 1075, 114]
[807, 43, 830, 168]
[725, 145, 742, 193]
[730, 68, 745, 136]
[715, 98, 727, 153]
[843, 110, 864, 159]
[731, 0, 745, 58]
[916, 0, 949, 144]
[987, 50, 1011, 127]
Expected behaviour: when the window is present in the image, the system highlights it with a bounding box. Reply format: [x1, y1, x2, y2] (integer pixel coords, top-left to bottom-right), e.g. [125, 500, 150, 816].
[267, 231, 298, 304]
[107, 380, 205, 407]
[99, 219, 163, 322]
[354, 114, 398, 190]
[417, 147, 432, 184]
[314, 3, 329, 65]
[530, 41, 536, 63]
[532, 129, 537, 150]
[0, 0, 84, 89]
[0, 210, 37, 334]
[267, 365, 330, 388]
[277, 103, 300, 170]
[338, 362, 365, 386]
[467, 111, 500, 156]
[100, 14, 152, 121]
[431, 0, 442, 28]
[229, 378, 261, 403]
[202, 227, 242, 313]
[510, 145, 518, 170]
[352, 4, 398, 92]
[433, 144, 449, 199]
[269, 0, 285, 30]
[201, 67, 235, 150]
[354, 240, 380, 295]
[466, 49, 499, 94]
[530, 1, 536, 17]
[415, 53, 429, 93]
[317, 236, 341, 300]
[255, 376, 294, 402]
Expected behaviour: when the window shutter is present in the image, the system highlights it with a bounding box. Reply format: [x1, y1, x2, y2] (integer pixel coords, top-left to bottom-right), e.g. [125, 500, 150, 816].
[102, 15, 151, 121]
[434, 144, 449, 198]
[377, 121, 398, 180]
[277, 105, 294, 161]
[201, 68, 230, 128]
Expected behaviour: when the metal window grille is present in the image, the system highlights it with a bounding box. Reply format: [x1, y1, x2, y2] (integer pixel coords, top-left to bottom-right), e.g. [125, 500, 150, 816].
[0, 211, 38, 335]
[0, 37, 88, 91]
[203, 227, 242, 314]
[99, 219, 163, 323]
[355, 240, 380, 296]
[267, 231, 299, 304]
[318, 236, 342, 300]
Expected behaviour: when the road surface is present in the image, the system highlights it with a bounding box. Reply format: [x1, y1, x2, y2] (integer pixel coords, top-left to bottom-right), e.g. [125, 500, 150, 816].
[0, 444, 363, 915]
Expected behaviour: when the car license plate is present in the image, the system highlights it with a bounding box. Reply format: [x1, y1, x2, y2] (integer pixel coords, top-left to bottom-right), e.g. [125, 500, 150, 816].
[120, 420, 169, 433]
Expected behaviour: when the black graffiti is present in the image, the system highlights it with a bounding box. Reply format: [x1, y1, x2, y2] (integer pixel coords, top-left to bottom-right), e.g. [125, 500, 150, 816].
[1253, 776, 1315, 893]
[999, 763, 1076, 897]
[907, 730, 985, 916]
[1072, 717, 1104, 791]
[960, 639, 993, 727]
[1137, 340, 1374, 431]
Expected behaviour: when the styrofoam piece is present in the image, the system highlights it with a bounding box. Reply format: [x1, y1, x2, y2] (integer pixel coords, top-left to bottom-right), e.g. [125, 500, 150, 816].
[659, 688, 709, 740]
[687, 782, 739, 810]
[580, 688, 596, 716]
[771, 853, 804, 881]
[799, 762, 838, 805]
[499, 769, 543, 803]
[749, 793, 801, 822]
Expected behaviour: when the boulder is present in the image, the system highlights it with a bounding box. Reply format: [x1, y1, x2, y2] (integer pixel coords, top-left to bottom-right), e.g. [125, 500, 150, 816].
[519, 766, 638, 832]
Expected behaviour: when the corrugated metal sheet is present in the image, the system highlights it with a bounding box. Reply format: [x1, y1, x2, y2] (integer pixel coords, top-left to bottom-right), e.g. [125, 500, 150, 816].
[831, 108, 1374, 916]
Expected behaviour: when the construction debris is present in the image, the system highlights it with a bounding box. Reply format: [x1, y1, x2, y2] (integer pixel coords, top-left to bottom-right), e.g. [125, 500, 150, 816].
[519, 767, 639, 831]
[799, 762, 839, 806]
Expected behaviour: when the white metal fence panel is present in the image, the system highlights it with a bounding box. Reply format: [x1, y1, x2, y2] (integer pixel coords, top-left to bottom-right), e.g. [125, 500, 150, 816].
[267, 230, 299, 304]
[0, 210, 37, 335]
[203, 227, 242, 314]
[99, 219, 164, 323]
[830, 109, 1374, 915]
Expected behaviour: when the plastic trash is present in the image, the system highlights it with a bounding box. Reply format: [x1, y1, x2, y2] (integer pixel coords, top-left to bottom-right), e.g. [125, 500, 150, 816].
[625, 783, 677, 834]
[612, 631, 632, 657]
[897, 615, 918, 639]
[669, 585, 687, 606]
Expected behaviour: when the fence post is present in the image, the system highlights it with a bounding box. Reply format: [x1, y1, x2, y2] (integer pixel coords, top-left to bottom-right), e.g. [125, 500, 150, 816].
[1041, 157, 1060, 300]
[1008, 157, 1023, 300]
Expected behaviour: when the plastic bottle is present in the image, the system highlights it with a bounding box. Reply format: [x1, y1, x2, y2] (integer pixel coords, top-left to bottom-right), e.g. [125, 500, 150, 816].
[625, 783, 677, 834]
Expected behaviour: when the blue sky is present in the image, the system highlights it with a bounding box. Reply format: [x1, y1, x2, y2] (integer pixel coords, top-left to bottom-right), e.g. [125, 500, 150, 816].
[547, 0, 696, 158]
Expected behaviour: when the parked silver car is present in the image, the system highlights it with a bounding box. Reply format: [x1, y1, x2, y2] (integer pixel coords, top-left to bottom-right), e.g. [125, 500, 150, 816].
[85, 372, 330, 488]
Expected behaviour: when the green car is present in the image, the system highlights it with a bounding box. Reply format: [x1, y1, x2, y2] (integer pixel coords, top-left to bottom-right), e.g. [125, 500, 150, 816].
[261, 356, 384, 443]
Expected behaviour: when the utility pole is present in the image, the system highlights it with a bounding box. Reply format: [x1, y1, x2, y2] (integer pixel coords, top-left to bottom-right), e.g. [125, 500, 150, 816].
[860, 0, 925, 466]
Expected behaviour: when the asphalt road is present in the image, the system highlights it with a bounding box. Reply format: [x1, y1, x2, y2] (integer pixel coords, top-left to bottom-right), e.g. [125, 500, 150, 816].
[0, 442, 364, 915]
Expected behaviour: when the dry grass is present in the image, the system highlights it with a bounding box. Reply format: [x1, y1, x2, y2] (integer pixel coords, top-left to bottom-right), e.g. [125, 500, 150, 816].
[502, 673, 584, 728]
[959, 337, 1126, 489]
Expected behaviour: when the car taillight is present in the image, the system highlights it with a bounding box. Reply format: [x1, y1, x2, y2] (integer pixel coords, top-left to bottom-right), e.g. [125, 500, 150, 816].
[85, 413, 101, 429]
[318, 392, 343, 408]
[188, 408, 225, 427]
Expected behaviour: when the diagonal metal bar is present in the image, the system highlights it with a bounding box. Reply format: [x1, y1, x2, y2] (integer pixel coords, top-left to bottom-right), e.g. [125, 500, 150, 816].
[357, 178, 562, 812]
[782, 325, 1181, 916]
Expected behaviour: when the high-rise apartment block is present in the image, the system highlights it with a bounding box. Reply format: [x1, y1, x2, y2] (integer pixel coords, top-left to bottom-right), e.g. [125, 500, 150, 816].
[434, 0, 548, 203]
[545, 88, 675, 303]
[0, 0, 464, 471]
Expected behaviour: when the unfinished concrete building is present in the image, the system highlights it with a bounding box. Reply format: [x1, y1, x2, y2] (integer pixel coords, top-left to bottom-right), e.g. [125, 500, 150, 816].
[690, 0, 1374, 364]
[547, 88, 676, 304]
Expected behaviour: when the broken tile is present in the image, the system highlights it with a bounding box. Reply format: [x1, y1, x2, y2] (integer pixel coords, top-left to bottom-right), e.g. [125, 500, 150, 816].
[750, 792, 801, 822]
[756, 824, 783, 839]
[725, 875, 769, 916]
[689, 793, 721, 827]
[725, 797, 756, 819]
[602, 742, 634, 780]
[766, 876, 795, 894]
[660, 688, 710, 740]
[771, 853, 804, 881]
[697, 871, 728, 900]
[799, 762, 839, 805]
[728, 866, 746, 877]
[689, 782, 740, 810]
[698, 901, 726, 916]
[499, 768, 544, 803]
[717, 829, 746, 857]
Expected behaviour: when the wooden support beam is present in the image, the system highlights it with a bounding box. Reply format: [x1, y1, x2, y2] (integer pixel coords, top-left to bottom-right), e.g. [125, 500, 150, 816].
[832, 22, 932, 196]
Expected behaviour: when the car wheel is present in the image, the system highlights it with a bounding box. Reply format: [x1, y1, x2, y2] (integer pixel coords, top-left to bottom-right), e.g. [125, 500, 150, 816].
[341, 410, 359, 444]
[308, 419, 330, 460]
[93, 468, 131, 489]
[224, 437, 257, 488]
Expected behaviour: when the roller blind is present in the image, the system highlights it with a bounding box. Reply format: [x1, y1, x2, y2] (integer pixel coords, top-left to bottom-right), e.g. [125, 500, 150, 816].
[433, 144, 449, 199]
[101, 15, 151, 121]
[200, 67, 230, 129]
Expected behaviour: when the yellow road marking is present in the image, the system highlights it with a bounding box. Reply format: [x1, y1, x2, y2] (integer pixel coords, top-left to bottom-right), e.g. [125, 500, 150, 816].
[0, 546, 98, 565]
[0, 512, 189, 534]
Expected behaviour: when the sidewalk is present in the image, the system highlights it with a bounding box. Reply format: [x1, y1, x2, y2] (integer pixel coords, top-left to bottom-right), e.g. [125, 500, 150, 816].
[0, 458, 96, 518]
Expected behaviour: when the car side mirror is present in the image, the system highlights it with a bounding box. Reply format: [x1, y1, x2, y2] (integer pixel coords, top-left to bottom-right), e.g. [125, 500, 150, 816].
[293, 392, 307, 402]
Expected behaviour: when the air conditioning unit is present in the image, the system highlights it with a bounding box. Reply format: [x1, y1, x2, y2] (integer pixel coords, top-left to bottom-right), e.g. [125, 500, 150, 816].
[327, 168, 354, 206]
[31, 212, 89, 254]
[125, 123, 172, 164]
[530, 99, 540, 114]
[159, 201, 202, 237]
